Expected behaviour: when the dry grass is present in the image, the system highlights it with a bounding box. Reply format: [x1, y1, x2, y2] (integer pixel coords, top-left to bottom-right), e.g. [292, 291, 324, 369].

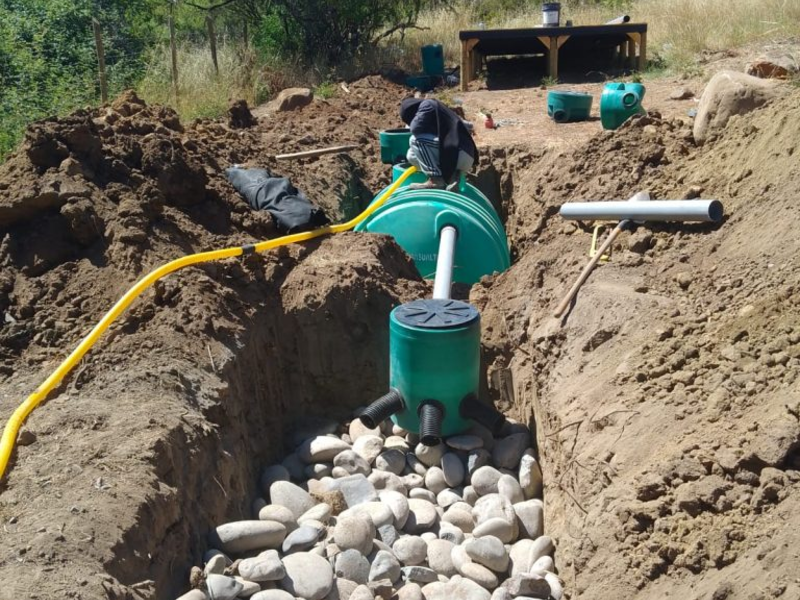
[397, 0, 800, 73]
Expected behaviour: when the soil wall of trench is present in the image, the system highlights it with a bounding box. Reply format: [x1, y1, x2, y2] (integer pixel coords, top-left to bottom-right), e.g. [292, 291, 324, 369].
[1, 82, 799, 600]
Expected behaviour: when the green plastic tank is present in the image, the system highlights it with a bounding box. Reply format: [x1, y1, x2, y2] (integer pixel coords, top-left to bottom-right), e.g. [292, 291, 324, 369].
[547, 91, 593, 123]
[380, 129, 412, 164]
[356, 187, 510, 283]
[421, 44, 445, 77]
[389, 299, 479, 436]
[600, 83, 646, 130]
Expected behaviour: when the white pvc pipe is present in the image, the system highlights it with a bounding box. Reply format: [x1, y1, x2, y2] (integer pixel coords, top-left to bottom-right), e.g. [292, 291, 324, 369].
[433, 226, 458, 300]
[559, 200, 723, 223]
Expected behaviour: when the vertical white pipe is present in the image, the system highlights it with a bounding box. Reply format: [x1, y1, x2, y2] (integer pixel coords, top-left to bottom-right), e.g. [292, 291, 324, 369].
[433, 226, 458, 300]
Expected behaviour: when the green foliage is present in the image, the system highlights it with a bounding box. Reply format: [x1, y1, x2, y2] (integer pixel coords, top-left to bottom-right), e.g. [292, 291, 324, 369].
[314, 81, 338, 100]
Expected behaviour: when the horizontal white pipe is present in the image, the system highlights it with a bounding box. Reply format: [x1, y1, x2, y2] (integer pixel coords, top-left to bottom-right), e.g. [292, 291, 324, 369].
[560, 200, 723, 223]
[433, 226, 458, 300]
[606, 15, 631, 24]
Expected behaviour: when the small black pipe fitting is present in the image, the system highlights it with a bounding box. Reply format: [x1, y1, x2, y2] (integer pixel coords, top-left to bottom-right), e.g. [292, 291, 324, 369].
[418, 400, 444, 446]
[460, 393, 506, 435]
[359, 389, 405, 429]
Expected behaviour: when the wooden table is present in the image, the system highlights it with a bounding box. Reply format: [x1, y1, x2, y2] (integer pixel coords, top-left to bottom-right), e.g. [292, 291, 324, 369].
[459, 23, 648, 91]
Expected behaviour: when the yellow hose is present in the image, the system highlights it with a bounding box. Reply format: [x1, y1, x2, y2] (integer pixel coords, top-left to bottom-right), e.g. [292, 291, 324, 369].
[0, 166, 417, 480]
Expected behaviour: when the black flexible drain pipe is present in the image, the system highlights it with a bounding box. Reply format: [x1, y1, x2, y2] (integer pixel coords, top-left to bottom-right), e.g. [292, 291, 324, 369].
[359, 389, 405, 429]
[418, 401, 444, 446]
[460, 394, 506, 435]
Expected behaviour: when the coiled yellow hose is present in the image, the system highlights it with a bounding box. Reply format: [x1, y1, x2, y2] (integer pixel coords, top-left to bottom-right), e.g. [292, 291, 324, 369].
[0, 166, 417, 480]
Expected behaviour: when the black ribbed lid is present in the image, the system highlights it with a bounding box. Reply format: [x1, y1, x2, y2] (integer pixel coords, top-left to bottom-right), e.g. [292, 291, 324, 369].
[394, 299, 479, 329]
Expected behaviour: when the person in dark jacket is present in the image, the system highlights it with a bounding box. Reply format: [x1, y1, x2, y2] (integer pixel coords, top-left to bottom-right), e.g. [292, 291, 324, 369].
[400, 98, 477, 190]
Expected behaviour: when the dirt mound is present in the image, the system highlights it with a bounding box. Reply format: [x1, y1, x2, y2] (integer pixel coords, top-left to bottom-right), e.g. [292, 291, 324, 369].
[475, 90, 800, 599]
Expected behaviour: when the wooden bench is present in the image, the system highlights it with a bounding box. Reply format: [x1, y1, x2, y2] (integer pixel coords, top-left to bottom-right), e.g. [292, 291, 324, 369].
[459, 23, 648, 91]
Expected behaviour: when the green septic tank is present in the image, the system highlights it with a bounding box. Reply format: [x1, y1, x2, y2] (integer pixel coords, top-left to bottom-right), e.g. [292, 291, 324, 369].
[356, 186, 510, 283]
[380, 129, 412, 164]
[389, 299, 479, 437]
[547, 91, 593, 123]
[421, 44, 445, 77]
[600, 83, 646, 130]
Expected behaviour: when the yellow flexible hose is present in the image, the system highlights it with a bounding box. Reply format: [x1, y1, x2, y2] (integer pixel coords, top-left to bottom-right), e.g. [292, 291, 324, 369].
[0, 166, 417, 480]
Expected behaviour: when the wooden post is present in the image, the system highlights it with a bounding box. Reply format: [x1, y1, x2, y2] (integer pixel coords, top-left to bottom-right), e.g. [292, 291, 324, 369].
[207, 13, 219, 75]
[460, 39, 479, 91]
[638, 30, 647, 71]
[92, 18, 108, 104]
[169, 12, 179, 103]
[626, 39, 635, 69]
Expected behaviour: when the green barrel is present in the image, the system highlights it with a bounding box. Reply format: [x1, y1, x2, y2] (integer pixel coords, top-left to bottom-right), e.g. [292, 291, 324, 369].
[547, 91, 593, 123]
[421, 44, 445, 77]
[390, 299, 479, 436]
[380, 129, 412, 165]
[600, 83, 646, 130]
[355, 187, 510, 283]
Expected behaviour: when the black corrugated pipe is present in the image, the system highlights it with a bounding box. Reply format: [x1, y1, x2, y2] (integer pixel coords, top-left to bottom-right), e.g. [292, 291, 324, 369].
[460, 394, 506, 435]
[359, 389, 405, 429]
[418, 401, 444, 446]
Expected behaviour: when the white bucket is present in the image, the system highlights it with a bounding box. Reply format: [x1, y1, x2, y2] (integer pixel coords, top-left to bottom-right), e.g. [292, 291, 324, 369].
[542, 2, 561, 27]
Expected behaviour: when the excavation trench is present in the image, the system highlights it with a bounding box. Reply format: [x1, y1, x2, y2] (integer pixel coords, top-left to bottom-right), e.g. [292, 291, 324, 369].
[102, 156, 555, 599]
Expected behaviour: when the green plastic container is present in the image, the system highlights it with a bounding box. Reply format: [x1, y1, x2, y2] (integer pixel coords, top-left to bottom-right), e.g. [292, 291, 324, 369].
[600, 83, 646, 130]
[356, 187, 510, 283]
[421, 44, 445, 77]
[389, 299, 479, 436]
[405, 74, 435, 92]
[380, 129, 412, 165]
[547, 91, 593, 123]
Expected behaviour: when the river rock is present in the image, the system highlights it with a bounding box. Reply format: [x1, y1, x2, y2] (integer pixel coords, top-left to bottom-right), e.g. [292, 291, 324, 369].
[376, 449, 407, 475]
[463, 486, 479, 506]
[459, 562, 498, 590]
[204, 553, 227, 575]
[405, 499, 439, 534]
[410, 488, 437, 503]
[282, 453, 306, 480]
[299, 436, 353, 463]
[335, 450, 372, 476]
[501, 573, 550, 599]
[260, 465, 290, 497]
[353, 435, 385, 465]
[471, 467, 502, 496]
[282, 525, 321, 554]
[518, 452, 543, 500]
[206, 574, 244, 600]
[420, 581, 449, 600]
[439, 523, 466, 545]
[473, 494, 515, 526]
[350, 418, 382, 442]
[473, 517, 517, 543]
[334, 515, 375, 555]
[341, 502, 394, 528]
[238, 550, 285, 582]
[467, 450, 492, 478]
[351, 584, 376, 600]
[258, 505, 297, 534]
[327, 474, 379, 507]
[308, 463, 334, 479]
[544, 572, 563, 600]
[530, 555, 554, 574]
[464, 536, 509, 572]
[442, 454, 466, 488]
[426, 539, 457, 577]
[406, 453, 428, 475]
[252, 591, 295, 600]
[299, 502, 332, 524]
[379, 490, 410, 528]
[176, 590, 207, 600]
[377, 523, 400, 547]
[442, 507, 474, 532]
[491, 588, 512, 600]
[369, 550, 402, 583]
[393, 535, 427, 565]
[401, 566, 438, 584]
[211, 521, 286, 554]
[437, 489, 462, 508]
[385, 436, 410, 451]
[497, 475, 523, 505]
[492, 434, 529, 470]
[451, 575, 492, 600]
[335, 549, 371, 584]
[328, 578, 359, 600]
[415, 443, 446, 467]
[369, 579, 394, 600]
[508, 540, 535, 576]
[281, 552, 335, 600]
[369, 471, 408, 495]
[397, 582, 424, 600]
[528, 536, 554, 564]
[403, 474, 424, 490]
[425, 467, 448, 495]
[447, 435, 484, 452]
[513, 501, 543, 540]
[270, 481, 316, 519]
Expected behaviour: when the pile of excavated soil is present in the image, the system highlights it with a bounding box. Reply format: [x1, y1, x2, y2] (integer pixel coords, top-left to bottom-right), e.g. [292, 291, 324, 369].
[0, 69, 798, 600]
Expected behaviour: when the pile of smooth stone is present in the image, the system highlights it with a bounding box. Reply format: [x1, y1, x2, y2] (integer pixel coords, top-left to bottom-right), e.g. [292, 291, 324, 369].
[179, 411, 560, 600]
